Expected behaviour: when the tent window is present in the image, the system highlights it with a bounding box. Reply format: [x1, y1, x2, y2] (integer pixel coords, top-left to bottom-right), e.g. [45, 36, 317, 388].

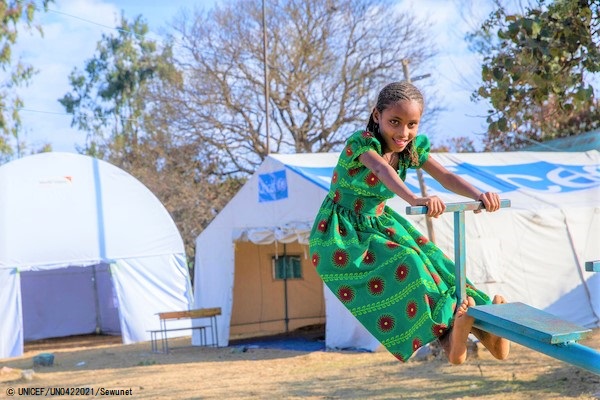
[272, 255, 302, 280]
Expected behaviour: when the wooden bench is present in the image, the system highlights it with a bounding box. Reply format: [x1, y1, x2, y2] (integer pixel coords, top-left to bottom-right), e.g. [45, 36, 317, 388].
[150, 307, 221, 353]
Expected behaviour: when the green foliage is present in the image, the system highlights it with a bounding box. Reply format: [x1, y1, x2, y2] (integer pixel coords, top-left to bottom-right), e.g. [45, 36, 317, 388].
[0, 0, 53, 163]
[58, 13, 239, 262]
[470, 0, 600, 150]
[59, 14, 175, 165]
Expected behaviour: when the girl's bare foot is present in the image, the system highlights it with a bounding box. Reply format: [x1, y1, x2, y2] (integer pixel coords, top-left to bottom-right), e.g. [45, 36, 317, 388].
[443, 296, 475, 365]
[471, 295, 511, 360]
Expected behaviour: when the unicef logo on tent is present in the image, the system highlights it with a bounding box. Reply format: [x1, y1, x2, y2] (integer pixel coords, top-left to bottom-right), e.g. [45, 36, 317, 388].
[258, 170, 288, 202]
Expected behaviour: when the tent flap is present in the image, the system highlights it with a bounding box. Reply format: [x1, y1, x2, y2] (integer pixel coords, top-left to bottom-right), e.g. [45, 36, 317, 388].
[111, 254, 193, 344]
[234, 222, 313, 245]
[0, 268, 23, 358]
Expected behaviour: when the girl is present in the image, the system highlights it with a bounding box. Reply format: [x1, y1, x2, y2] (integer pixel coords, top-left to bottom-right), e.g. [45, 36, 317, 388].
[308, 81, 510, 364]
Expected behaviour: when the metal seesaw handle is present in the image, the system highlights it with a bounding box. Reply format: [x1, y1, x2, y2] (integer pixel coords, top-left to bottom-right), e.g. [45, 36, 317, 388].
[405, 199, 511, 306]
[406, 199, 511, 215]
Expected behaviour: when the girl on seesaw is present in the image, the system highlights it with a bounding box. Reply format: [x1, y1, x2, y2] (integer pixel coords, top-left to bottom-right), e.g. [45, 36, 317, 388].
[309, 81, 510, 364]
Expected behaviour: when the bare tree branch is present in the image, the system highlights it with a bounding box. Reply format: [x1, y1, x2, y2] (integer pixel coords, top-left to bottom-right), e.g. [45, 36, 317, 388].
[154, 0, 439, 175]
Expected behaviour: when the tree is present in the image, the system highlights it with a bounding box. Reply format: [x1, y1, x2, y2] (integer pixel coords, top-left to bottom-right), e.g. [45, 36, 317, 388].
[155, 0, 439, 176]
[469, 0, 600, 150]
[59, 14, 173, 168]
[0, 0, 53, 162]
[59, 14, 242, 263]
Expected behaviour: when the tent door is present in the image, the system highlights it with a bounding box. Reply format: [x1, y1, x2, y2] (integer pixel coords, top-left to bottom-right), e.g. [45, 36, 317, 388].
[230, 241, 325, 338]
[20, 264, 121, 341]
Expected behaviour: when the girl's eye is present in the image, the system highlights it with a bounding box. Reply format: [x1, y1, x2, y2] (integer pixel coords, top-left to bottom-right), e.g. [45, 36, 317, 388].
[408, 122, 418, 128]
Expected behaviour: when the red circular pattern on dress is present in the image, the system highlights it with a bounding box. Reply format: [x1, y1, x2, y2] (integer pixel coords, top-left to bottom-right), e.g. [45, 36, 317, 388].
[368, 277, 384, 295]
[395, 264, 409, 281]
[338, 225, 347, 236]
[337, 285, 355, 303]
[362, 250, 375, 265]
[332, 250, 349, 268]
[432, 324, 447, 337]
[332, 171, 338, 184]
[376, 202, 385, 216]
[385, 227, 396, 237]
[416, 235, 429, 245]
[311, 253, 320, 268]
[361, 131, 373, 138]
[406, 301, 418, 318]
[354, 199, 364, 213]
[365, 172, 379, 187]
[333, 190, 340, 203]
[317, 220, 328, 232]
[345, 146, 353, 157]
[393, 353, 405, 362]
[431, 273, 441, 285]
[377, 315, 395, 332]
[412, 338, 423, 351]
[348, 167, 361, 176]
[386, 241, 399, 249]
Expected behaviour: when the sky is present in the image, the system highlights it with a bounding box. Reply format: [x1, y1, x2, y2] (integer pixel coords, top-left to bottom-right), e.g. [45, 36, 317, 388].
[11, 0, 493, 154]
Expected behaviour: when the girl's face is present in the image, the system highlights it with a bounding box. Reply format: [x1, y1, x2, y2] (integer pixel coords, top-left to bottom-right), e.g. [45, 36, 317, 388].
[373, 100, 422, 153]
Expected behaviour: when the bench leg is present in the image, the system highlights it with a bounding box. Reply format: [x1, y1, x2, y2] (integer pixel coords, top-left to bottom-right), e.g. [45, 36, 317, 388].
[213, 315, 219, 347]
[160, 320, 169, 353]
[150, 331, 157, 353]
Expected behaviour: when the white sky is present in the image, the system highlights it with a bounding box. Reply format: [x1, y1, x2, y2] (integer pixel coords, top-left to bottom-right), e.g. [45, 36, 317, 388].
[11, 0, 494, 153]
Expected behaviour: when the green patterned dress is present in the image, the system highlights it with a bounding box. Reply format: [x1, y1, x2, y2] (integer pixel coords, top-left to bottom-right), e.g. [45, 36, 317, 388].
[309, 130, 491, 362]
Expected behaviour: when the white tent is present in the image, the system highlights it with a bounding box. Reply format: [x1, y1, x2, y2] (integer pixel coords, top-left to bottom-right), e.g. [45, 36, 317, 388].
[0, 152, 194, 359]
[194, 150, 600, 351]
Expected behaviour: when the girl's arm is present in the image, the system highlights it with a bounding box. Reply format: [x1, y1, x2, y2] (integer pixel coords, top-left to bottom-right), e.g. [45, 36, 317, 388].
[421, 156, 501, 212]
[359, 150, 447, 217]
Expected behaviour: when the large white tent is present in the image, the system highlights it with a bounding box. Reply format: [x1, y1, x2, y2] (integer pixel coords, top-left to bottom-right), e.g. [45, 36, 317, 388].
[194, 150, 600, 351]
[0, 152, 194, 359]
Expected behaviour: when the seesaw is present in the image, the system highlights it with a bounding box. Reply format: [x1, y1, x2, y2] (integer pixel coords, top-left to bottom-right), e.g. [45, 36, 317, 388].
[406, 200, 600, 375]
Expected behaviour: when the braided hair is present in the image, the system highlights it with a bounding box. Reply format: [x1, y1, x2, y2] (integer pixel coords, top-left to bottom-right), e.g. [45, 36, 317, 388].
[366, 81, 425, 168]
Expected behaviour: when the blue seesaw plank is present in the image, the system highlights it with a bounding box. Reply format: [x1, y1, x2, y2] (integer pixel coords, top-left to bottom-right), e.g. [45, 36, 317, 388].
[585, 260, 600, 272]
[468, 302, 591, 344]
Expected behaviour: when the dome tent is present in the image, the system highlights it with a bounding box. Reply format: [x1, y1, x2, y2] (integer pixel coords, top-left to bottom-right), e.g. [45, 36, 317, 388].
[0, 152, 193, 359]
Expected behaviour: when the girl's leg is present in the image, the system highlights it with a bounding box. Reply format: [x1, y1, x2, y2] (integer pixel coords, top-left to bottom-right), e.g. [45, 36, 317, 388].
[471, 294, 511, 360]
[439, 296, 475, 365]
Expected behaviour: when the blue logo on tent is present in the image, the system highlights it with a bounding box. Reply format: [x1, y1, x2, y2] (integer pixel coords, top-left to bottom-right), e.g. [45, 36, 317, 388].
[259, 170, 288, 202]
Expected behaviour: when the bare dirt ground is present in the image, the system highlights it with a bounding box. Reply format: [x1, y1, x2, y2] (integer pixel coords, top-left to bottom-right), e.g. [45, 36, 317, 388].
[1, 329, 599, 400]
